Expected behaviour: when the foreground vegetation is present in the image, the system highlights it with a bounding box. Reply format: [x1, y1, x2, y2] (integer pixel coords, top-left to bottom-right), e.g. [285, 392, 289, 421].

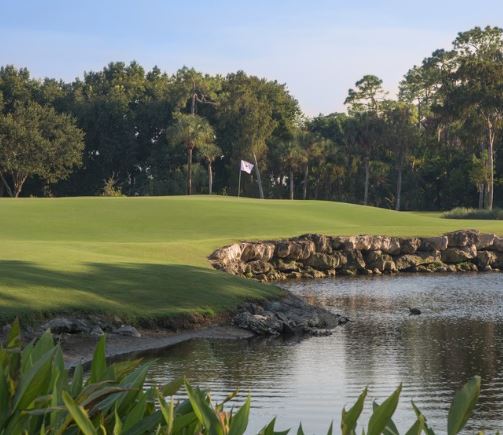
[0, 320, 489, 434]
[1, 196, 503, 323]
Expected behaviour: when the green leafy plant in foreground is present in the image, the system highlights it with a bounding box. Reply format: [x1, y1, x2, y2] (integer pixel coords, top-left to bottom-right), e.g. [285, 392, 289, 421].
[0, 320, 496, 434]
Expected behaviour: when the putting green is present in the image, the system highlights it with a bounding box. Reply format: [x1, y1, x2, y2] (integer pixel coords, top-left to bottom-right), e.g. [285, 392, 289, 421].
[1, 196, 502, 323]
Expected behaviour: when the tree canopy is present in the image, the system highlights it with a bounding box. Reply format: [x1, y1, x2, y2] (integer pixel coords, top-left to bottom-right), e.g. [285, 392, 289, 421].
[1, 25, 502, 210]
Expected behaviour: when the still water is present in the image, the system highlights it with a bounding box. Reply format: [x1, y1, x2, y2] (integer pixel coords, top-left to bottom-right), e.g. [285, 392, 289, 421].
[146, 273, 503, 433]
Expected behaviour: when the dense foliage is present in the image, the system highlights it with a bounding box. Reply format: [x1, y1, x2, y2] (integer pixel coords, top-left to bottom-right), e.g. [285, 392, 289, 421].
[0, 320, 491, 434]
[1, 26, 502, 210]
[442, 207, 503, 220]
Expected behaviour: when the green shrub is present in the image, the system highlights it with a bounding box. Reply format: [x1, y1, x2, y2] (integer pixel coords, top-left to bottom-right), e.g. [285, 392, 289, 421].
[0, 320, 492, 434]
[442, 207, 503, 220]
[101, 175, 124, 197]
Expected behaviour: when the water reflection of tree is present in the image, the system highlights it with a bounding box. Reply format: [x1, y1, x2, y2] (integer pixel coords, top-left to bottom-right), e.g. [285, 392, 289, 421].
[398, 319, 503, 421]
[147, 337, 297, 394]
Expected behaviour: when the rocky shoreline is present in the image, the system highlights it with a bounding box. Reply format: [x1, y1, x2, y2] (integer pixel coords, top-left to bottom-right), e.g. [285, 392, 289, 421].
[209, 229, 503, 281]
[4, 292, 342, 367]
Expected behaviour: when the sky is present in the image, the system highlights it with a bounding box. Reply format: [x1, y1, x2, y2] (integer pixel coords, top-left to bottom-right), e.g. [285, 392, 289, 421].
[1, 0, 503, 116]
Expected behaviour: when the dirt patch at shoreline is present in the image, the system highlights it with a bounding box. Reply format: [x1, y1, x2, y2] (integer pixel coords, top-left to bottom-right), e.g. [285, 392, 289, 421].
[62, 325, 255, 368]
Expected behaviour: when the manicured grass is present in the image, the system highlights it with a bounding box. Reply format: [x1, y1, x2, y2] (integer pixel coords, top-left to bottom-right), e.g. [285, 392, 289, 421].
[1, 196, 503, 323]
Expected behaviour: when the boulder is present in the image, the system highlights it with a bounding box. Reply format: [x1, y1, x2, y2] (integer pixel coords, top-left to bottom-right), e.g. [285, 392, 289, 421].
[275, 241, 291, 258]
[246, 260, 272, 275]
[441, 246, 477, 264]
[365, 251, 394, 272]
[493, 236, 503, 252]
[299, 234, 332, 253]
[208, 243, 241, 265]
[381, 237, 401, 255]
[240, 242, 275, 262]
[305, 252, 340, 271]
[90, 326, 105, 336]
[477, 233, 496, 250]
[477, 250, 497, 268]
[42, 318, 91, 335]
[113, 325, 141, 337]
[344, 249, 366, 272]
[456, 262, 478, 272]
[490, 252, 503, 268]
[287, 271, 303, 279]
[395, 252, 441, 271]
[286, 240, 316, 261]
[445, 230, 479, 248]
[419, 236, 448, 252]
[233, 311, 284, 335]
[400, 237, 421, 254]
[274, 259, 302, 272]
[369, 236, 384, 251]
[333, 235, 372, 251]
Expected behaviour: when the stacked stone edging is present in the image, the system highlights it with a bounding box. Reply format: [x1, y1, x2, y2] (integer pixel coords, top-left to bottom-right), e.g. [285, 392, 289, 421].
[208, 230, 503, 282]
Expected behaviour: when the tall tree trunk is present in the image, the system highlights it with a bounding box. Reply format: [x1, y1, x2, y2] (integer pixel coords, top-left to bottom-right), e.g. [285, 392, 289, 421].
[487, 122, 495, 210]
[0, 173, 14, 197]
[478, 185, 484, 209]
[363, 156, 370, 205]
[187, 147, 193, 195]
[208, 160, 213, 195]
[289, 169, 294, 200]
[395, 161, 403, 211]
[302, 164, 308, 200]
[253, 153, 264, 199]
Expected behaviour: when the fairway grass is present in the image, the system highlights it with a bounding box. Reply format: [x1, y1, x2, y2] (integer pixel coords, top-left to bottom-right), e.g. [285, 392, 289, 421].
[2, 196, 503, 323]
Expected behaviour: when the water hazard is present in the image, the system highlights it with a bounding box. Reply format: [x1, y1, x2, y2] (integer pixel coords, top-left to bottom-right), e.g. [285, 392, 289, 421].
[146, 273, 503, 433]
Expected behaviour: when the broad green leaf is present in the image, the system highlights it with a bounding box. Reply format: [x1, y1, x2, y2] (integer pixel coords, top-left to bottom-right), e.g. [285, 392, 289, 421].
[172, 410, 198, 433]
[123, 410, 163, 435]
[411, 401, 436, 435]
[372, 401, 399, 435]
[327, 421, 333, 435]
[30, 330, 55, 368]
[297, 423, 305, 435]
[62, 391, 97, 435]
[157, 390, 174, 434]
[447, 376, 481, 435]
[6, 318, 21, 349]
[367, 385, 402, 435]
[405, 416, 425, 435]
[259, 418, 290, 435]
[160, 377, 184, 397]
[122, 393, 147, 432]
[0, 366, 9, 427]
[113, 404, 122, 435]
[341, 387, 367, 435]
[89, 336, 106, 384]
[229, 396, 250, 435]
[14, 347, 56, 410]
[71, 364, 84, 397]
[95, 362, 151, 414]
[185, 382, 224, 435]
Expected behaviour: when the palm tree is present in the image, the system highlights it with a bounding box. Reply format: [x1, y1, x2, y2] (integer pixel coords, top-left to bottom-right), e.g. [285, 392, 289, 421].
[167, 112, 215, 195]
[198, 142, 222, 194]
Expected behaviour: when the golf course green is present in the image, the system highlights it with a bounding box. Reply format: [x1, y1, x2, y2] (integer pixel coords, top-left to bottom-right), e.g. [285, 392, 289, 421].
[2, 195, 503, 324]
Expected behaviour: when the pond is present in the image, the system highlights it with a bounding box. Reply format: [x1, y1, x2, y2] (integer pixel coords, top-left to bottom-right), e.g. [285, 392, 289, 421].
[145, 273, 503, 433]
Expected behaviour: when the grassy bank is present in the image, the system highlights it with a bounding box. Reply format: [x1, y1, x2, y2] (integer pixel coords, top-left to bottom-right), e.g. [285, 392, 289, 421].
[2, 196, 503, 323]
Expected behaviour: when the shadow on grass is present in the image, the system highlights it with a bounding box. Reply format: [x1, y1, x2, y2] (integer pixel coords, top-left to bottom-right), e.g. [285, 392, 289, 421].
[0, 261, 280, 323]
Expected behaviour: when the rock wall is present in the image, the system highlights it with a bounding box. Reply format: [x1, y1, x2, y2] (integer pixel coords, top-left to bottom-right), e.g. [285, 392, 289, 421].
[209, 230, 503, 282]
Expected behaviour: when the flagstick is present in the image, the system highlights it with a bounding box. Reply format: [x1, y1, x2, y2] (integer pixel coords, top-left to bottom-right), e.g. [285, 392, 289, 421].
[238, 166, 241, 198]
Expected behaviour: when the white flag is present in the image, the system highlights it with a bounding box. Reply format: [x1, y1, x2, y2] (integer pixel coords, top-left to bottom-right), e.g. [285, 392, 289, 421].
[240, 160, 254, 174]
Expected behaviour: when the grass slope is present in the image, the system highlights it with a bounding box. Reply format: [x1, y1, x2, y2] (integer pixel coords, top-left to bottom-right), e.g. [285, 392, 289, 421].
[2, 196, 503, 323]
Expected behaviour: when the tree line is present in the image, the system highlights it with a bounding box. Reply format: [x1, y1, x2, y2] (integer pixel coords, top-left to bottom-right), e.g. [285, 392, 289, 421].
[0, 25, 502, 210]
